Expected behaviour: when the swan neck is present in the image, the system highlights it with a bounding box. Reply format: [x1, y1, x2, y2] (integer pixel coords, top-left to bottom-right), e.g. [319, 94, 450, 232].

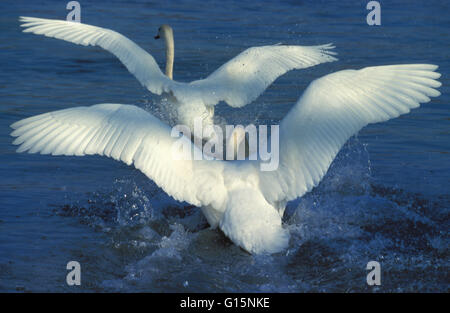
[163, 30, 174, 80]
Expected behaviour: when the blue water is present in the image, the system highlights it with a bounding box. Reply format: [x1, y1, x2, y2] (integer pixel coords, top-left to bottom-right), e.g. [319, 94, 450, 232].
[0, 0, 448, 292]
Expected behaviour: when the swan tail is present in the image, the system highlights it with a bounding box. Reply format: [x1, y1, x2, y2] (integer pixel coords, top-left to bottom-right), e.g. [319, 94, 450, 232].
[219, 188, 289, 254]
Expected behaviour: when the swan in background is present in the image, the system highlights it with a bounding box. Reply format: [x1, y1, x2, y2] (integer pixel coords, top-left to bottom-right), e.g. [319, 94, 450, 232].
[19, 16, 337, 138]
[11, 64, 441, 254]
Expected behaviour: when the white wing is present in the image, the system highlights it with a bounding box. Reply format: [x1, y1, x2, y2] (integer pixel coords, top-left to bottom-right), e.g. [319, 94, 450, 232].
[19, 16, 174, 95]
[10, 103, 226, 208]
[20, 16, 337, 109]
[259, 64, 441, 205]
[187, 44, 338, 107]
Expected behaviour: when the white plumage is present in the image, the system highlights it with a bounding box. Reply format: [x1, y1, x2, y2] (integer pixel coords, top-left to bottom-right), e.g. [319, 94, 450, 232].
[19, 16, 337, 134]
[11, 64, 441, 254]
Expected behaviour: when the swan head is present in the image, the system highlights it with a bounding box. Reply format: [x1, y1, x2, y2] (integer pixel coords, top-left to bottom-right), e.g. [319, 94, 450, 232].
[154, 24, 173, 40]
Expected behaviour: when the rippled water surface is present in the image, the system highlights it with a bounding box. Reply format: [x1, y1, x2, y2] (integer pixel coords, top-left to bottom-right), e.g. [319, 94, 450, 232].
[0, 0, 448, 292]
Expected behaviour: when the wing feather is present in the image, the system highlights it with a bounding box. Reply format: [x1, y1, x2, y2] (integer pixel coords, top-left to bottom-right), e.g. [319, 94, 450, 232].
[19, 16, 173, 95]
[259, 64, 441, 204]
[20, 16, 337, 111]
[10, 103, 226, 207]
[188, 44, 338, 107]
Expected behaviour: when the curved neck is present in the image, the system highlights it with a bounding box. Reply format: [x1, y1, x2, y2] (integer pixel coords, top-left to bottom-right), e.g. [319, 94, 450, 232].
[163, 30, 174, 80]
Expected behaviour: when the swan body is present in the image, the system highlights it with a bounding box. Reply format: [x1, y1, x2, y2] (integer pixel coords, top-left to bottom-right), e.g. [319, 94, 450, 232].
[19, 16, 338, 137]
[11, 64, 441, 254]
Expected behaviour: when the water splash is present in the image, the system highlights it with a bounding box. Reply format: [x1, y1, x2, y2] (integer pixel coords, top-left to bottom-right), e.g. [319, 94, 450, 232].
[53, 138, 448, 292]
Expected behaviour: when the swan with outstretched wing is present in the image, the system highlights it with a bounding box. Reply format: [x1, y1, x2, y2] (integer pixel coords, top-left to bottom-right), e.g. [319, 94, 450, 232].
[11, 64, 441, 254]
[19, 16, 337, 135]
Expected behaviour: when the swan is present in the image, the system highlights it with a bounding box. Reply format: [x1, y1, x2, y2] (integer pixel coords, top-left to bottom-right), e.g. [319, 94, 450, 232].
[18, 16, 337, 138]
[11, 64, 441, 254]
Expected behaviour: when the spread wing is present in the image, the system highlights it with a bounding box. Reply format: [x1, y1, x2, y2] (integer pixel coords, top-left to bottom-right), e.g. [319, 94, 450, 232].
[258, 64, 441, 205]
[10, 103, 226, 208]
[19, 16, 175, 95]
[20, 16, 337, 109]
[186, 44, 337, 107]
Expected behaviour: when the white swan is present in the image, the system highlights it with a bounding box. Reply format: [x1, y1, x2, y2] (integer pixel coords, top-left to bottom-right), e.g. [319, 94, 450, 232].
[19, 16, 337, 137]
[11, 64, 441, 254]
